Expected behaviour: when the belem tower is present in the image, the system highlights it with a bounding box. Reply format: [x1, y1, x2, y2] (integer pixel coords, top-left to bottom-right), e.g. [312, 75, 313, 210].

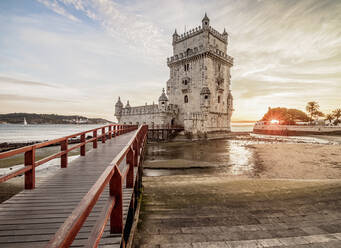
[115, 14, 234, 136]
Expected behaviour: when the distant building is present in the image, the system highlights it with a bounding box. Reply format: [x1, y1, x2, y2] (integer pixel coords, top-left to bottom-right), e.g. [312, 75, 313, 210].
[115, 14, 234, 135]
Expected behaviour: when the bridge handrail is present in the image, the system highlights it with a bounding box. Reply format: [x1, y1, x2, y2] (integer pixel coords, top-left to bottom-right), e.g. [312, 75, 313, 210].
[0, 124, 138, 188]
[46, 125, 148, 248]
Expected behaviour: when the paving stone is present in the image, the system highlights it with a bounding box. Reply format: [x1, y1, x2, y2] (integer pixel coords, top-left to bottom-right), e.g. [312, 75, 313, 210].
[192, 241, 230, 248]
[303, 234, 339, 243]
[300, 226, 329, 235]
[257, 238, 283, 247]
[278, 236, 309, 246]
[161, 242, 193, 248]
[227, 240, 263, 248]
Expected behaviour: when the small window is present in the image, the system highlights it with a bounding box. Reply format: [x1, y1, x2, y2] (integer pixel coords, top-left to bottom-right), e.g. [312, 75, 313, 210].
[184, 63, 190, 71]
[162, 101, 165, 105]
[205, 95, 208, 99]
[184, 95, 188, 103]
[218, 96, 221, 103]
[184, 80, 187, 85]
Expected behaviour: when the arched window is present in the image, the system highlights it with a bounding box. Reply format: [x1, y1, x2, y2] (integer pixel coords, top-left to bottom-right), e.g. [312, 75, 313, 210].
[184, 95, 189, 103]
[205, 95, 209, 99]
[218, 96, 221, 103]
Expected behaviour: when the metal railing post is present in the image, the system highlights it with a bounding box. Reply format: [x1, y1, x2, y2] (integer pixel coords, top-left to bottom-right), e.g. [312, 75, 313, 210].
[61, 139, 68, 168]
[24, 148, 35, 189]
[80, 134, 86, 156]
[110, 166, 123, 233]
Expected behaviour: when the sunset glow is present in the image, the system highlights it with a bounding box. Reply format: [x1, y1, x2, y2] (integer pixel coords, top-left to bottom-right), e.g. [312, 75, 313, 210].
[270, 120, 279, 124]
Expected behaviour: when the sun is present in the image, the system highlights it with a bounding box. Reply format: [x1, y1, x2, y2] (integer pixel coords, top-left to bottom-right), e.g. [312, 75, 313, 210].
[270, 119, 279, 124]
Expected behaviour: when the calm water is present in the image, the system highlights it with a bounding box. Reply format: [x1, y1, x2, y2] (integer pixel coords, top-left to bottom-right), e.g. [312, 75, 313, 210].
[0, 124, 253, 143]
[0, 124, 103, 143]
[144, 139, 258, 177]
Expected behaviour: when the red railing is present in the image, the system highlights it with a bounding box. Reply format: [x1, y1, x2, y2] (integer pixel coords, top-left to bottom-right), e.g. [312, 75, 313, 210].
[0, 124, 137, 189]
[46, 125, 148, 247]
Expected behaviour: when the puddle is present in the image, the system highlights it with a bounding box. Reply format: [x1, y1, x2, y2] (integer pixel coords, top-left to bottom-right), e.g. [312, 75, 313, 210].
[144, 139, 258, 177]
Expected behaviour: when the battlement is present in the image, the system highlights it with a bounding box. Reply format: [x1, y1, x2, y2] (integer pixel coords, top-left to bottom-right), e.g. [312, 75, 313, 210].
[120, 103, 178, 116]
[167, 45, 233, 66]
[173, 25, 228, 44]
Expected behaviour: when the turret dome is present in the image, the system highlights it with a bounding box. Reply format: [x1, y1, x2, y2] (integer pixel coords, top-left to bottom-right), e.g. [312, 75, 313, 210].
[115, 97, 123, 107]
[158, 88, 168, 102]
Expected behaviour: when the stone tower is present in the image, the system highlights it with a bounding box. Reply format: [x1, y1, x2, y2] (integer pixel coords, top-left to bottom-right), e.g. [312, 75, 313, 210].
[166, 13, 234, 134]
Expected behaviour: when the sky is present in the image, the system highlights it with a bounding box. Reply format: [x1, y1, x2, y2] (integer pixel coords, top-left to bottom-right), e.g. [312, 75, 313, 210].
[0, 0, 340, 122]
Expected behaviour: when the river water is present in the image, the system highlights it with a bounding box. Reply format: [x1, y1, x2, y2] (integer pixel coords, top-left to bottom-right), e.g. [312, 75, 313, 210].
[0, 124, 254, 143]
[0, 124, 103, 143]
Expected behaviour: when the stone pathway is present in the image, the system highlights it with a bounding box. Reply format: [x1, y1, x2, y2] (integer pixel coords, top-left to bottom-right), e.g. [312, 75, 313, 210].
[134, 176, 341, 247]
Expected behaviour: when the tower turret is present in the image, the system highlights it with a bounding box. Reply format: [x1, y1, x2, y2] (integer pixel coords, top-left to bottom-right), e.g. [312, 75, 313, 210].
[114, 97, 123, 122]
[202, 13, 210, 29]
[172, 29, 179, 43]
[158, 88, 168, 112]
[222, 28, 228, 42]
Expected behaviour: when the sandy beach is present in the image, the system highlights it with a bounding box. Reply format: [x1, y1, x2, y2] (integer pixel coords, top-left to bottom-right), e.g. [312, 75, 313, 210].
[250, 143, 341, 179]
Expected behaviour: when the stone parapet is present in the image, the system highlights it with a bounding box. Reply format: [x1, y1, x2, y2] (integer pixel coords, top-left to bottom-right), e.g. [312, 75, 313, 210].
[167, 46, 233, 66]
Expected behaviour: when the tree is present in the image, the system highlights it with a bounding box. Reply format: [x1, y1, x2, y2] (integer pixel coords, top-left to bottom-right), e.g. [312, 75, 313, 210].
[306, 101, 324, 121]
[333, 108, 341, 125]
[261, 107, 310, 124]
[325, 114, 334, 124]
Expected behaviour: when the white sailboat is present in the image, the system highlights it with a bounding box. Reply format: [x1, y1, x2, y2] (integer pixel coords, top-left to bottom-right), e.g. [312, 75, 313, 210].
[23, 117, 28, 126]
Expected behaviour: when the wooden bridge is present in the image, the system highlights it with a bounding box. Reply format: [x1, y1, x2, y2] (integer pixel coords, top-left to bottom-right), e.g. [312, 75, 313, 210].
[147, 124, 184, 142]
[0, 124, 148, 248]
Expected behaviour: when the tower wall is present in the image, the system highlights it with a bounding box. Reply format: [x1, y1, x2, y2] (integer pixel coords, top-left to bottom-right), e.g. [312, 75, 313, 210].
[167, 15, 234, 134]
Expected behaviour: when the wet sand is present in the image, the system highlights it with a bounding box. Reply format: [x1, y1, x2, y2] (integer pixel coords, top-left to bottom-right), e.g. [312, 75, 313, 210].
[250, 143, 341, 179]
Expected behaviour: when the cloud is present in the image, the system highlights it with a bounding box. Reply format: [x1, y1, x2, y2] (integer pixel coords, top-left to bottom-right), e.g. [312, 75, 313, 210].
[0, 94, 69, 103]
[0, 76, 58, 88]
[37, 0, 80, 22]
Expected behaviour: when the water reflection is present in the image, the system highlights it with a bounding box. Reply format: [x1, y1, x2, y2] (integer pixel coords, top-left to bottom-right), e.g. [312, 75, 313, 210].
[227, 140, 254, 175]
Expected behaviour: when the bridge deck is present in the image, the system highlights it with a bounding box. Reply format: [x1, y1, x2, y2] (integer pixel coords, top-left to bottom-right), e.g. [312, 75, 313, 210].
[0, 131, 137, 248]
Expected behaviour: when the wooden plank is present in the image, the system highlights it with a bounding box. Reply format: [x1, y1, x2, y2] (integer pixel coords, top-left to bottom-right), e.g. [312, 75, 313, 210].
[0, 130, 141, 248]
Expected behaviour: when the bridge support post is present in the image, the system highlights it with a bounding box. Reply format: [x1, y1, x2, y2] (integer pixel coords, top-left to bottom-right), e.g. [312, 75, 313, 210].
[133, 139, 139, 167]
[113, 125, 116, 137]
[24, 148, 35, 189]
[108, 126, 112, 139]
[61, 139, 68, 168]
[110, 166, 123, 234]
[126, 148, 134, 188]
[93, 130, 97, 149]
[80, 134, 86, 156]
[101, 127, 106, 143]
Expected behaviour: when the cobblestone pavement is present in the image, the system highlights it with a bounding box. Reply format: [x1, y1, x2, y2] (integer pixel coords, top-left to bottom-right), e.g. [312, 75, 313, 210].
[134, 176, 341, 247]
